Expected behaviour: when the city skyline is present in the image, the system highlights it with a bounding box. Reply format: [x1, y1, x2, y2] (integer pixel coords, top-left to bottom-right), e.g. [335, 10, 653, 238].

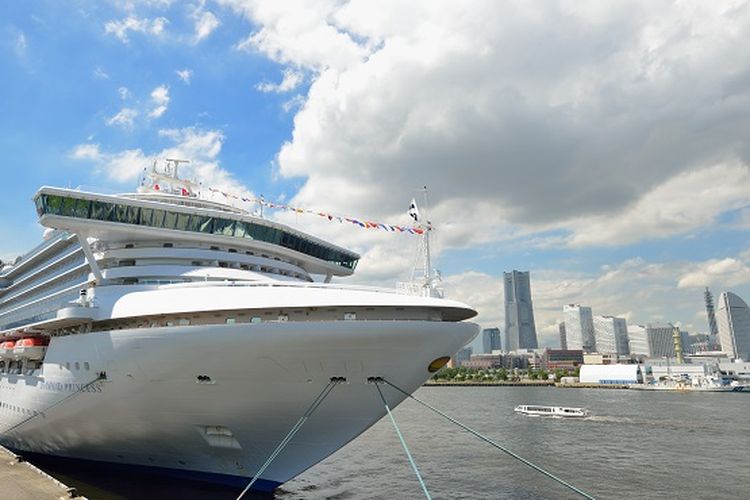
[4, 2, 750, 349]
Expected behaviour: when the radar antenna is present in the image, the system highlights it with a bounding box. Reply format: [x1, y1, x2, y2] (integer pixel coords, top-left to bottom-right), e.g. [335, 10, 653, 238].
[164, 158, 190, 178]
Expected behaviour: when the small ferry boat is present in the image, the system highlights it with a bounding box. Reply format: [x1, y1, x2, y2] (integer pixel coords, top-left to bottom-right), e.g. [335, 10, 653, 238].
[514, 405, 590, 418]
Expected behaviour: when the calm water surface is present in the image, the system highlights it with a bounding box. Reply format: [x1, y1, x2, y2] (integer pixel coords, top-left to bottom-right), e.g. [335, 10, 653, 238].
[38, 387, 750, 499]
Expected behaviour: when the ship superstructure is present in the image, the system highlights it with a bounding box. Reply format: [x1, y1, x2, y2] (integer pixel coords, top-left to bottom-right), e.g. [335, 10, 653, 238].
[0, 162, 479, 492]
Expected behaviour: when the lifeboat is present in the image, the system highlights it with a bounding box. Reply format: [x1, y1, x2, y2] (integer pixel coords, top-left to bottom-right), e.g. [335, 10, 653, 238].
[13, 337, 49, 361]
[1, 340, 15, 360]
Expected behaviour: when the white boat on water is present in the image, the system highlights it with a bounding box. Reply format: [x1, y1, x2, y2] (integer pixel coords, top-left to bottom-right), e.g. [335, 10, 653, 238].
[630, 374, 747, 392]
[514, 405, 590, 418]
[0, 161, 480, 493]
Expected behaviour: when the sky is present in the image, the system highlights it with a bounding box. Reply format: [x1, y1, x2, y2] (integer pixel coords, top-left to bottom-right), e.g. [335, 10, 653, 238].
[2, 0, 750, 352]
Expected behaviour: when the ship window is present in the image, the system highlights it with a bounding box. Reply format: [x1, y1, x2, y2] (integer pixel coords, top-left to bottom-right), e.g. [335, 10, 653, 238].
[214, 218, 235, 237]
[65, 362, 70, 370]
[210, 246, 220, 251]
[75, 362, 80, 370]
[187, 215, 206, 232]
[139, 207, 154, 226]
[166, 321, 174, 327]
[163, 243, 173, 248]
[344, 312, 357, 321]
[175, 212, 191, 231]
[226, 318, 236, 324]
[125, 205, 140, 224]
[73, 198, 91, 218]
[163, 211, 178, 229]
[151, 209, 166, 227]
[61, 196, 78, 215]
[179, 319, 190, 326]
[277, 314, 288, 322]
[125, 244, 134, 249]
[250, 317, 262, 323]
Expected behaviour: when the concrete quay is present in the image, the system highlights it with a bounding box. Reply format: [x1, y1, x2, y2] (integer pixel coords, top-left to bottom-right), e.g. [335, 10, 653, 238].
[0, 445, 83, 500]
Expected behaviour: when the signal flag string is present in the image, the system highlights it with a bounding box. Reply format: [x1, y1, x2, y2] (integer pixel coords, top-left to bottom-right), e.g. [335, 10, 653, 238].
[140, 175, 428, 235]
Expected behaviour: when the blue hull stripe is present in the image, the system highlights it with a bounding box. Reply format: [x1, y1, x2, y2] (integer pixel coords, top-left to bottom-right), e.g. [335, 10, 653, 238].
[5, 448, 282, 493]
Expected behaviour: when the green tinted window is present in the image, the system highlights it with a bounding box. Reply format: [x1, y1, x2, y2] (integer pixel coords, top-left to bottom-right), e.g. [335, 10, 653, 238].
[151, 209, 166, 227]
[214, 218, 235, 237]
[36, 193, 358, 270]
[139, 207, 153, 225]
[163, 211, 178, 229]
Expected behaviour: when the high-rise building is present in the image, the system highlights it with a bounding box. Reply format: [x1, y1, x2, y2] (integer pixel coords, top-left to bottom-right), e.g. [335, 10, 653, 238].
[559, 322, 567, 350]
[563, 304, 596, 353]
[503, 270, 538, 351]
[629, 323, 675, 358]
[705, 287, 719, 336]
[716, 291, 750, 360]
[593, 315, 629, 355]
[645, 323, 676, 358]
[628, 325, 649, 357]
[482, 327, 502, 353]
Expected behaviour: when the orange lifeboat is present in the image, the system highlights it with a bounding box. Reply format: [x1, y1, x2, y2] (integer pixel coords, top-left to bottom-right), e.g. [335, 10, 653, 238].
[13, 337, 49, 361]
[0, 340, 15, 360]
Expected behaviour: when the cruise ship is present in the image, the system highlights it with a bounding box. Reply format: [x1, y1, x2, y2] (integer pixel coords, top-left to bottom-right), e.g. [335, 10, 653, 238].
[0, 162, 479, 493]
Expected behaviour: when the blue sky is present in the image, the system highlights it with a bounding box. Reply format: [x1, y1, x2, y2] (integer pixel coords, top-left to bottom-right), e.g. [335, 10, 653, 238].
[3, 1, 750, 349]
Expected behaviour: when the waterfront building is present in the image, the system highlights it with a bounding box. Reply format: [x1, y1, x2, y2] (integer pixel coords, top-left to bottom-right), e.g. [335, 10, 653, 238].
[563, 304, 596, 353]
[645, 323, 677, 358]
[452, 346, 473, 367]
[579, 364, 642, 385]
[582, 353, 625, 365]
[503, 270, 539, 350]
[482, 327, 502, 354]
[716, 291, 750, 360]
[593, 315, 629, 355]
[541, 349, 583, 371]
[559, 322, 567, 350]
[463, 354, 503, 369]
[646, 362, 712, 381]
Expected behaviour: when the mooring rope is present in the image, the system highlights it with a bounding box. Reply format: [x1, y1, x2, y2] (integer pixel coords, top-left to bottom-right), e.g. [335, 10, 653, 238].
[382, 378, 596, 500]
[236, 377, 344, 500]
[373, 380, 432, 500]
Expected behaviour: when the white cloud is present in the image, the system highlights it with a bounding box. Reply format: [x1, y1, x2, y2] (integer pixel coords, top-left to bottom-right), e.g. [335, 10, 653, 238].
[678, 257, 750, 289]
[148, 84, 170, 118]
[93, 66, 110, 80]
[193, 9, 220, 43]
[104, 16, 168, 43]
[118, 86, 130, 100]
[218, 1, 750, 255]
[176, 68, 193, 84]
[256, 68, 303, 93]
[14, 32, 27, 57]
[106, 108, 138, 128]
[69, 128, 252, 204]
[282, 94, 305, 113]
[564, 161, 750, 247]
[70, 143, 102, 161]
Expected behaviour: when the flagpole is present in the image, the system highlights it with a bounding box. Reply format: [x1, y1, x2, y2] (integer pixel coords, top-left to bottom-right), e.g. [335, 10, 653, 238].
[419, 186, 434, 297]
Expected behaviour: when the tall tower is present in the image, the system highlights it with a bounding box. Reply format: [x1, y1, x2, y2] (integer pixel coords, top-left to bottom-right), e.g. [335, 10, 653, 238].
[563, 304, 596, 353]
[503, 270, 538, 351]
[716, 291, 750, 360]
[705, 287, 718, 336]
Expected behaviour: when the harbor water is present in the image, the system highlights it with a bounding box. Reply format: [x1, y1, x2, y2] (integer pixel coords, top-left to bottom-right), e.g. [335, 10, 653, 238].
[34, 386, 750, 499]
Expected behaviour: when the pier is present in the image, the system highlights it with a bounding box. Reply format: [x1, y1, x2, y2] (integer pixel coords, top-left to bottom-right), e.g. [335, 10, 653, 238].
[0, 445, 81, 500]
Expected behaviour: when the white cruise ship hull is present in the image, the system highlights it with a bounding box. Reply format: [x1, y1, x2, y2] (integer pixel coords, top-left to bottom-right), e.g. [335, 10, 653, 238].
[0, 320, 479, 491]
